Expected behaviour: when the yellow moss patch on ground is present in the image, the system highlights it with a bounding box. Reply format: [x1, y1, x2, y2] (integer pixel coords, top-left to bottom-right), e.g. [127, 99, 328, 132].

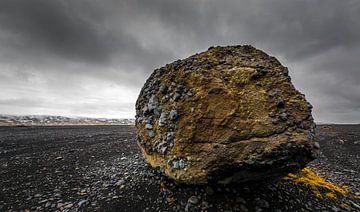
[283, 167, 348, 199]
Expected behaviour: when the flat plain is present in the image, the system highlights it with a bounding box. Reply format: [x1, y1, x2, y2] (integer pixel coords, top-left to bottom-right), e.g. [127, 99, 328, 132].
[0, 125, 359, 211]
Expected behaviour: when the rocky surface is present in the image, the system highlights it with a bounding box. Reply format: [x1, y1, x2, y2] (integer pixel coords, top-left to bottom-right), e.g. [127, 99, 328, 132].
[0, 125, 359, 211]
[135, 45, 316, 184]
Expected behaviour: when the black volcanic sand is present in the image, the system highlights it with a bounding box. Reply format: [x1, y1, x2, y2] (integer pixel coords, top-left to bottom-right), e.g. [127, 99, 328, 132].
[0, 125, 359, 211]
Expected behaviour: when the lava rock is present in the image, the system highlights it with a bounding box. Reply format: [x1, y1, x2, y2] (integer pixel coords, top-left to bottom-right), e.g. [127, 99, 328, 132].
[135, 45, 316, 184]
[188, 195, 199, 205]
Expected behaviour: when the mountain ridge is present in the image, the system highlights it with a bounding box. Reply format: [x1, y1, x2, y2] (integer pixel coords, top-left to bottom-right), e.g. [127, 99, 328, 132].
[0, 114, 135, 126]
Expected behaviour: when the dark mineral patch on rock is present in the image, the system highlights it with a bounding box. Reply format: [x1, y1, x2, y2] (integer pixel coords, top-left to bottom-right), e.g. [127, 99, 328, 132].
[135, 45, 316, 185]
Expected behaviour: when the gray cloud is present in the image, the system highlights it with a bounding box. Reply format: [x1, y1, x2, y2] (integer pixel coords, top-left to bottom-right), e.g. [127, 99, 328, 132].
[0, 0, 112, 63]
[0, 0, 359, 122]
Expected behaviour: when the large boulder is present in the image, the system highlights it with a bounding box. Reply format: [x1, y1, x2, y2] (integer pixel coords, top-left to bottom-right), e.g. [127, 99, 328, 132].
[135, 45, 316, 185]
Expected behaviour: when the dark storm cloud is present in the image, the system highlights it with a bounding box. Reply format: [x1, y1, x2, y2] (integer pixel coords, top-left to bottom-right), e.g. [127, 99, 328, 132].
[128, 0, 360, 60]
[0, 0, 112, 63]
[0, 0, 359, 122]
[1, 0, 359, 64]
[0, 0, 175, 86]
[0, 0, 168, 71]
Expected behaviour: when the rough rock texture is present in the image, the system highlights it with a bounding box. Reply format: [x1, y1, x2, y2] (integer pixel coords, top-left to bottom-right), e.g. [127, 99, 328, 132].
[135, 45, 316, 185]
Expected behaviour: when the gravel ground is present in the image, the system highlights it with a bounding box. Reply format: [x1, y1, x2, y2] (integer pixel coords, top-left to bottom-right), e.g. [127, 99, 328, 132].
[0, 125, 359, 211]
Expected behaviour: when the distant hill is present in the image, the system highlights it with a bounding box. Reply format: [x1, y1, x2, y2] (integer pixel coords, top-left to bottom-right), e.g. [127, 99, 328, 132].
[0, 115, 135, 126]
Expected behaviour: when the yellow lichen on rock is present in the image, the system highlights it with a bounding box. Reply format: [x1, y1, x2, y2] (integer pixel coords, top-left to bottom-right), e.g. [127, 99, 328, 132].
[283, 167, 348, 199]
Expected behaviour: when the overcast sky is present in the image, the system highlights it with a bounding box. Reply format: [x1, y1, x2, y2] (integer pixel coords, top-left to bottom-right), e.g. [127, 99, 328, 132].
[0, 0, 359, 123]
